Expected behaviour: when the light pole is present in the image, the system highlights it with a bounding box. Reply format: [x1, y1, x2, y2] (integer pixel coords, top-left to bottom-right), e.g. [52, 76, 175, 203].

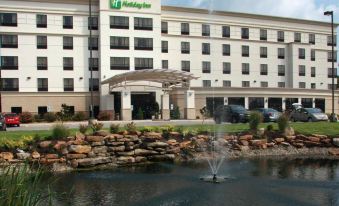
[89, 0, 94, 121]
[324, 11, 336, 122]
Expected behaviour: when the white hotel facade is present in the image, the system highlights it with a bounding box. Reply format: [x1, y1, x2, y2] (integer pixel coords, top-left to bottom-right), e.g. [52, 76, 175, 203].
[0, 0, 338, 120]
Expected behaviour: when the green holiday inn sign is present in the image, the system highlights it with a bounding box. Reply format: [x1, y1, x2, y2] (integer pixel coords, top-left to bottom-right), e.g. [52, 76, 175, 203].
[110, 0, 151, 9]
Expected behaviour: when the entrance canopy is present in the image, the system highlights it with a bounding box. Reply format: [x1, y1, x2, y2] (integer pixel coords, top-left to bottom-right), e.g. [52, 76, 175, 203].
[101, 69, 199, 89]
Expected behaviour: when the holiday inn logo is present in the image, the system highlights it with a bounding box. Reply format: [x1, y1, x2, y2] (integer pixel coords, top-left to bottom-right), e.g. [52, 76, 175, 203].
[110, 0, 151, 9]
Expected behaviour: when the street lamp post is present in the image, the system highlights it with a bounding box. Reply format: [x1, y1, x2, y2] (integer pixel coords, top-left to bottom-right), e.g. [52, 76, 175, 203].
[324, 11, 336, 122]
[89, 0, 94, 121]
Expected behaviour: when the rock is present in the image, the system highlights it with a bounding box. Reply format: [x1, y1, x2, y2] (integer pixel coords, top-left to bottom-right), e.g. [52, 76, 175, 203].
[147, 154, 175, 162]
[258, 128, 265, 136]
[31, 151, 41, 159]
[124, 135, 140, 142]
[135, 156, 147, 163]
[296, 134, 308, 141]
[45, 154, 59, 159]
[87, 151, 96, 158]
[134, 149, 158, 156]
[328, 148, 339, 156]
[281, 142, 291, 147]
[274, 138, 285, 144]
[75, 132, 85, 140]
[250, 139, 267, 147]
[119, 130, 128, 135]
[240, 140, 249, 146]
[72, 139, 88, 145]
[91, 141, 105, 146]
[306, 136, 320, 143]
[143, 132, 163, 141]
[77, 157, 112, 167]
[86, 136, 105, 142]
[169, 132, 181, 138]
[92, 146, 107, 154]
[52, 163, 73, 172]
[117, 151, 134, 156]
[304, 141, 321, 147]
[117, 156, 135, 164]
[68, 145, 92, 154]
[53, 141, 67, 151]
[166, 147, 181, 154]
[333, 138, 339, 147]
[71, 159, 79, 168]
[239, 135, 253, 141]
[167, 139, 178, 146]
[16, 152, 31, 160]
[108, 146, 125, 152]
[147, 142, 169, 148]
[312, 134, 327, 139]
[217, 138, 228, 146]
[266, 143, 275, 147]
[0, 152, 14, 161]
[66, 154, 87, 159]
[94, 130, 110, 137]
[285, 136, 296, 142]
[179, 141, 192, 148]
[39, 141, 52, 148]
[224, 135, 236, 141]
[293, 143, 304, 148]
[284, 127, 295, 136]
[106, 134, 124, 141]
[239, 145, 250, 151]
[106, 141, 124, 146]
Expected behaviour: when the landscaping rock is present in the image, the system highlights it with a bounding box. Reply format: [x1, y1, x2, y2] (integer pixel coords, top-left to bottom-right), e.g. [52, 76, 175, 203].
[179, 141, 192, 148]
[117, 156, 135, 164]
[328, 148, 339, 156]
[106, 141, 124, 146]
[239, 135, 253, 141]
[274, 138, 285, 144]
[143, 132, 162, 141]
[147, 154, 175, 161]
[86, 136, 105, 142]
[124, 135, 140, 142]
[108, 146, 125, 152]
[77, 157, 112, 167]
[117, 151, 134, 156]
[333, 138, 339, 147]
[75, 132, 85, 140]
[16, 152, 31, 160]
[146, 142, 169, 148]
[306, 136, 320, 143]
[70, 159, 79, 168]
[167, 139, 178, 146]
[0, 152, 14, 161]
[31, 151, 41, 159]
[53, 141, 67, 151]
[39, 141, 52, 148]
[68, 145, 92, 154]
[66, 154, 87, 159]
[91, 141, 105, 146]
[250, 139, 267, 147]
[45, 154, 59, 159]
[240, 140, 249, 146]
[135, 156, 147, 163]
[94, 130, 110, 137]
[92, 146, 107, 154]
[134, 149, 158, 156]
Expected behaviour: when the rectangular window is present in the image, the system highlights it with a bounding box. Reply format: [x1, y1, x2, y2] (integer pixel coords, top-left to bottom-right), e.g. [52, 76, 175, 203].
[202, 24, 210, 36]
[223, 44, 230, 56]
[63, 36, 73, 50]
[241, 28, 249, 39]
[110, 57, 130, 70]
[89, 58, 99, 71]
[37, 78, 48, 92]
[309, 34, 315, 44]
[260, 29, 267, 40]
[37, 57, 48, 70]
[278, 82, 285, 88]
[161, 41, 168, 53]
[181, 42, 190, 54]
[328, 51, 337, 62]
[38, 106, 48, 116]
[110, 36, 129, 49]
[0, 13, 17, 26]
[63, 78, 74, 91]
[299, 65, 306, 76]
[63, 16, 73, 29]
[277, 31, 284, 42]
[11, 107, 22, 114]
[1, 78, 19, 91]
[202, 80, 211, 88]
[134, 17, 152, 30]
[327, 35, 337, 46]
[311, 49, 315, 61]
[202, 61, 211, 73]
[299, 48, 305, 59]
[223, 80, 231, 87]
[181, 61, 190, 72]
[135, 58, 153, 70]
[294, 32, 301, 42]
[299, 82, 306, 89]
[242, 63, 250, 75]
[202, 43, 210, 55]
[181, 23, 189, 35]
[161, 21, 168, 34]
[242, 81, 250, 88]
[311, 67, 316, 77]
[162, 60, 168, 69]
[278, 48, 285, 59]
[261, 82, 268, 88]
[110, 16, 129, 29]
[260, 64, 268, 75]
[88, 37, 98, 50]
[260, 47, 267, 58]
[242, 45, 249, 57]
[222, 26, 230, 37]
[134, 37, 153, 50]
[63, 57, 74, 70]
[88, 16, 98, 30]
[89, 78, 99, 91]
[0, 56, 18, 70]
[278, 65, 285, 76]
[223, 62, 231, 74]
[311, 83, 316, 89]
[328, 68, 337, 78]
[37, 36, 47, 49]
[0, 35, 18, 48]
[36, 14, 47, 28]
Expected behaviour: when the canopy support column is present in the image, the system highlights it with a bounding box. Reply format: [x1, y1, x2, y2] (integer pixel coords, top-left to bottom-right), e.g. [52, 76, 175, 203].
[161, 92, 170, 120]
[184, 90, 196, 119]
[121, 90, 132, 121]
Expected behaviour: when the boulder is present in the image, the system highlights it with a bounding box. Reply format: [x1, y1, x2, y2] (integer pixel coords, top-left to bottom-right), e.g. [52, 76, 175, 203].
[39, 141, 52, 149]
[239, 135, 253, 141]
[333, 138, 339, 147]
[91, 141, 105, 146]
[135, 156, 147, 163]
[92, 146, 107, 154]
[45, 154, 59, 159]
[66, 154, 87, 159]
[53, 141, 67, 151]
[94, 130, 110, 137]
[75, 132, 85, 140]
[274, 138, 285, 144]
[77, 157, 112, 167]
[106, 141, 124, 146]
[68, 145, 92, 154]
[117, 156, 135, 164]
[167, 139, 178, 146]
[179, 141, 192, 148]
[328, 148, 339, 156]
[147, 142, 169, 148]
[31, 151, 41, 159]
[108, 146, 125, 152]
[240, 140, 249, 146]
[86, 136, 105, 142]
[147, 154, 175, 162]
[0, 152, 14, 161]
[134, 149, 158, 156]
[306, 136, 320, 143]
[16, 152, 31, 160]
[117, 151, 134, 156]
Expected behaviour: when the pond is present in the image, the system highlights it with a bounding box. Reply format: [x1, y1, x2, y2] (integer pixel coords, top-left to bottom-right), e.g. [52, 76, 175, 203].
[50, 158, 339, 206]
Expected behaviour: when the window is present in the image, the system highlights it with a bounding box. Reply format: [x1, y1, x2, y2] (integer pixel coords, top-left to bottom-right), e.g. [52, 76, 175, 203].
[63, 16, 73, 29]
[222, 26, 230, 37]
[277, 31, 284, 42]
[202, 80, 211, 88]
[181, 61, 190, 72]
[1, 78, 19, 91]
[37, 57, 48, 70]
[37, 36, 47, 49]
[110, 57, 130, 70]
[202, 61, 211, 73]
[161, 21, 168, 34]
[63, 36, 73, 50]
[241, 28, 249, 39]
[299, 65, 305, 76]
[328, 68, 337, 78]
[261, 82, 268, 88]
[260, 47, 267, 58]
[11, 107, 22, 114]
[110, 16, 129, 29]
[63, 78, 74, 91]
[63, 57, 74, 70]
[223, 80, 231, 87]
[0, 13, 17, 26]
[88, 37, 98, 50]
[135, 58, 153, 70]
[278, 65, 285, 76]
[298, 48, 305, 59]
[242, 45, 249, 57]
[202, 43, 210, 55]
[134, 17, 152, 30]
[294, 33, 301, 42]
[260, 29, 267, 40]
[327, 35, 337, 46]
[299, 82, 306, 89]
[161, 41, 168, 53]
[202, 24, 210, 36]
[134, 38, 153, 50]
[36, 14, 47, 28]
[223, 44, 230, 56]
[110, 36, 129, 49]
[242, 63, 250, 75]
[1, 56, 18, 70]
[38, 106, 48, 116]
[311, 83, 316, 89]
[278, 48, 285, 59]
[162, 60, 168, 69]
[88, 16, 98, 30]
[223, 62, 231, 74]
[260, 64, 268, 75]
[0, 35, 18, 48]
[309, 34, 315, 44]
[181, 23, 189, 35]
[181, 42, 190, 54]
[89, 78, 99, 91]
[311, 67, 316, 77]
[242, 81, 250, 88]
[37, 78, 48, 92]
[328, 51, 337, 62]
[278, 82, 285, 88]
[89, 58, 99, 71]
[311, 49, 315, 61]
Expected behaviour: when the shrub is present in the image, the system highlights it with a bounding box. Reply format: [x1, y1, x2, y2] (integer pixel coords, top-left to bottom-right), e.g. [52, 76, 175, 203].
[110, 124, 120, 134]
[43, 112, 57, 122]
[73, 112, 88, 121]
[249, 112, 263, 131]
[277, 114, 289, 132]
[51, 124, 70, 139]
[97, 111, 112, 121]
[20, 112, 34, 123]
[136, 108, 144, 120]
[57, 104, 74, 122]
[33, 114, 43, 123]
[161, 125, 174, 139]
[79, 124, 88, 134]
[170, 106, 181, 120]
[126, 122, 137, 133]
[91, 122, 104, 133]
[266, 124, 274, 132]
[140, 126, 154, 133]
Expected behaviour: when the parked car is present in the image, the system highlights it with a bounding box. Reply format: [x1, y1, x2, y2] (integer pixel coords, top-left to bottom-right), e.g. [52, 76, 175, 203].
[214, 105, 249, 124]
[290, 108, 328, 122]
[0, 115, 6, 131]
[255, 108, 282, 122]
[4, 113, 20, 127]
